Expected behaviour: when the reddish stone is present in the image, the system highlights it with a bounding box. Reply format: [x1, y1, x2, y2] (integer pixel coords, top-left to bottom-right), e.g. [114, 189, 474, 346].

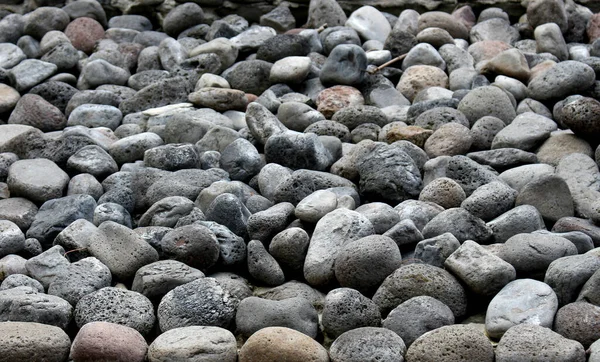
[70, 321, 147, 362]
[8, 94, 67, 132]
[587, 13, 600, 43]
[453, 5, 476, 31]
[65, 17, 105, 54]
[316, 85, 364, 119]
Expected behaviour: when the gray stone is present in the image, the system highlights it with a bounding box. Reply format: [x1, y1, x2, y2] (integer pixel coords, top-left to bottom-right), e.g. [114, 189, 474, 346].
[556, 153, 600, 220]
[195, 221, 246, 267]
[269, 227, 309, 271]
[413, 232, 461, 267]
[47, 257, 111, 305]
[470, 18, 520, 44]
[24, 245, 69, 289]
[246, 102, 288, 146]
[499, 163, 555, 192]
[418, 177, 465, 209]
[320, 44, 367, 86]
[247, 240, 285, 287]
[545, 253, 600, 307]
[445, 240, 516, 296]
[457, 86, 516, 126]
[487, 205, 546, 243]
[273, 169, 356, 205]
[157, 277, 235, 332]
[383, 219, 423, 247]
[383, 295, 454, 347]
[147, 326, 237, 362]
[395, 199, 444, 231]
[0, 274, 44, 292]
[67, 145, 118, 179]
[423, 155, 499, 196]
[247, 202, 295, 243]
[0, 322, 71, 362]
[0, 43, 26, 69]
[373, 263, 468, 318]
[535, 23, 568, 61]
[8, 59, 57, 92]
[162, 3, 204, 37]
[77, 59, 130, 90]
[498, 233, 577, 278]
[461, 181, 517, 221]
[204, 193, 250, 239]
[406, 324, 493, 362]
[306, 0, 347, 28]
[304, 208, 374, 287]
[88, 221, 159, 280]
[68, 104, 122, 131]
[160, 224, 219, 271]
[236, 296, 318, 338]
[0, 221, 24, 258]
[75, 287, 155, 335]
[467, 148, 538, 169]
[423, 208, 492, 243]
[330, 327, 406, 362]
[109, 132, 164, 165]
[0, 286, 72, 329]
[27, 194, 96, 247]
[8, 93, 67, 132]
[516, 174, 574, 224]
[7, 158, 68, 204]
[334, 235, 401, 294]
[132, 260, 204, 300]
[402, 43, 446, 70]
[496, 324, 585, 362]
[322, 288, 381, 339]
[528, 61, 595, 101]
[294, 190, 338, 223]
[486, 278, 558, 339]
[492, 112, 557, 151]
[554, 302, 600, 348]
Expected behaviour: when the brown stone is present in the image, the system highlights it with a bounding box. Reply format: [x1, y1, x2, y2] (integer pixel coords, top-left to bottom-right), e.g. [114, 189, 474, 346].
[418, 11, 469, 39]
[8, 94, 67, 132]
[239, 327, 329, 362]
[468, 40, 512, 67]
[452, 5, 476, 30]
[70, 321, 147, 362]
[188, 87, 249, 112]
[480, 48, 530, 82]
[385, 125, 433, 148]
[0, 84, 20, 113]
[65, 17, 105, 54]
[396, 65, 448, 102]
[316, 85, 364, 119]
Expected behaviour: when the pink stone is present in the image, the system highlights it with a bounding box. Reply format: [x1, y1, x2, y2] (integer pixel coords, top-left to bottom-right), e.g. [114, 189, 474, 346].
[65, 17, 105, 54]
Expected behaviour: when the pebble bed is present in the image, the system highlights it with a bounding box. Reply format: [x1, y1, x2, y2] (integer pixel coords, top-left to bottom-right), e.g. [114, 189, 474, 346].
[1, 0, 600, 360]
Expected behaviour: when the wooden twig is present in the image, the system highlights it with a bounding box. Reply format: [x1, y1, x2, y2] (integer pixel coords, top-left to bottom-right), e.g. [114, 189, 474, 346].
[368, 53, 408, 74]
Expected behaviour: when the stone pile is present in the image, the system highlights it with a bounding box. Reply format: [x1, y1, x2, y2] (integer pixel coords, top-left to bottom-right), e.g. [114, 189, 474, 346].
[1, 0, 600, 361]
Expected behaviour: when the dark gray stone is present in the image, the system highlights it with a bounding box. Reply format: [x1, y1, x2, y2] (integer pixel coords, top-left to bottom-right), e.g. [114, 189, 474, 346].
[0, 286, 72, 329]
[157, 277, 235, 332]
[132, 260, 204, 300]
[330, 327, 407, 362]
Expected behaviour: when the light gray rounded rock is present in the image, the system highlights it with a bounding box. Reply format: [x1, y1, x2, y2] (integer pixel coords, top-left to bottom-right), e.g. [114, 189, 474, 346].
[423, 207, 492, 243]
[492, 112, 557, 151]
[445, 240, 516, 296]
[304, 208, 374, 287]
[0, 221, 25, 258]
[0, 286, 72, 329]
[457, 86, 516, 126]
[545, 254, 600, 307]
[406, 324, 493, 362]
[414, 232, 461, 268]
[147, 326, 237, 362]
[528, 61, 595, 101]
[496, 324, 585, 362]
[109, 132, 164, 165]
[485, 278, 558, 339]
[498, 233, 578, 278]
[0, 322, 71, 362]
[330, 327, 406, 362]
[487, 204, 546, 243]
[0, 274, 44, 292]
[7, 159, 69, 204]
[395, 199, 444, 231]
[67, 145, 118, 179]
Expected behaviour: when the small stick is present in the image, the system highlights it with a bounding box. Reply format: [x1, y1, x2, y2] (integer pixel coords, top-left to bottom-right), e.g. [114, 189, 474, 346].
[368, 53, 408, 74]
[316, 23, 328, 33]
